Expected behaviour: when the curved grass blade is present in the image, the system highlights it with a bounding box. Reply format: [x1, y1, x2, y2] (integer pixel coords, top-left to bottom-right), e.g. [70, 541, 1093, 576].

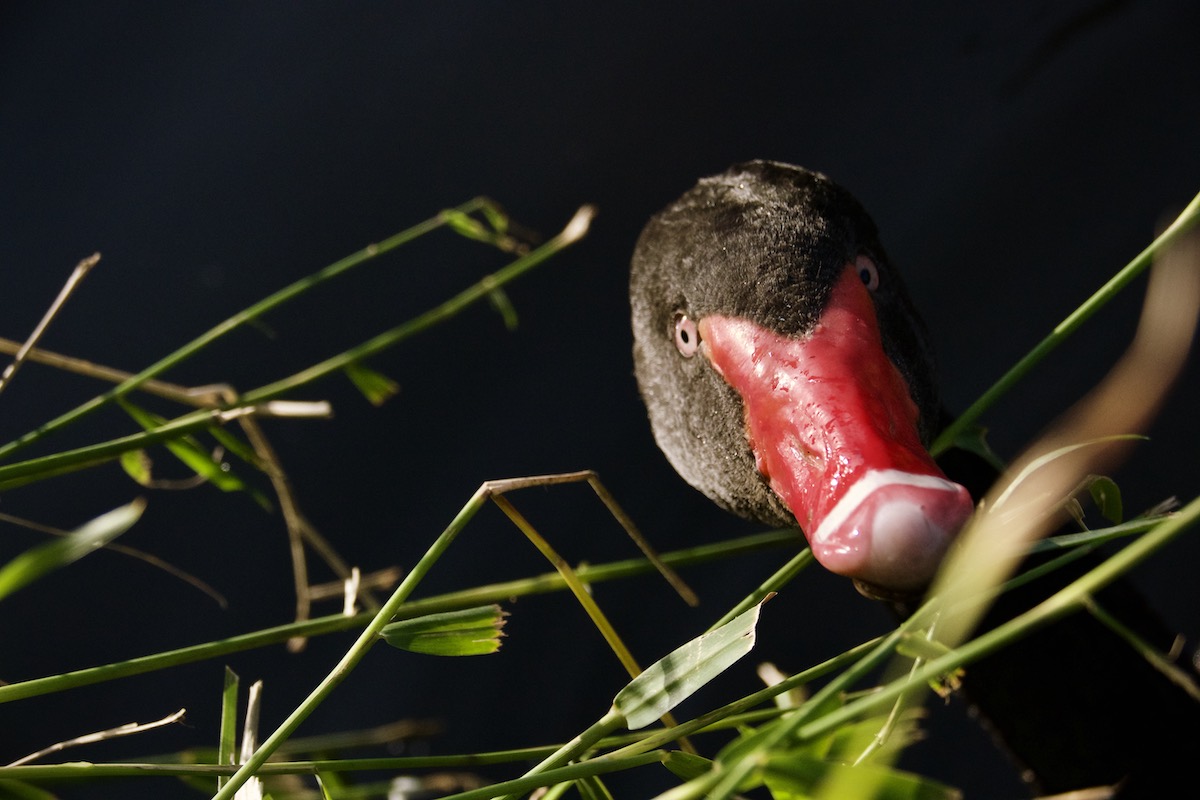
[933, 189, 1200, 457]
[0, 499, 145, 602]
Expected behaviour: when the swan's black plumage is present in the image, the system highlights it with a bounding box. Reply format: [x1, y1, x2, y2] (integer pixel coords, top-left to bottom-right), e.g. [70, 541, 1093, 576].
[631, 160, 1200, 796]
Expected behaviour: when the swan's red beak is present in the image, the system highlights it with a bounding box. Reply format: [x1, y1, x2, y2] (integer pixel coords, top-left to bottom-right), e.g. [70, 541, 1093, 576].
[699, 264, 974, 595]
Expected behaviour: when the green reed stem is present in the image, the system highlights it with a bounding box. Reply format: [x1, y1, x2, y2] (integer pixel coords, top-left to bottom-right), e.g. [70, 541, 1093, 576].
[0, 528, 792, 704]
[932, 190, 1200, 457]
[212, 485, 492, 799]
[0, 199, 496, 463]
[709, 546, 812, 631]
[0, 206, 594, 490]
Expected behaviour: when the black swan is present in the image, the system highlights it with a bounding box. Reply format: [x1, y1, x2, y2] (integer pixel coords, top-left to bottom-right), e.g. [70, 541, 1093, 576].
[630, 160, 1198, 796]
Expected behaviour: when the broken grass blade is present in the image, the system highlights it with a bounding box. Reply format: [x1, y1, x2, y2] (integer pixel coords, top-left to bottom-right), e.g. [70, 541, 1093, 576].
[380, 605, 508, 656]
[6, 707, 185, 767]
[616, 603, 762, 731]
[0, 499, 146, 602]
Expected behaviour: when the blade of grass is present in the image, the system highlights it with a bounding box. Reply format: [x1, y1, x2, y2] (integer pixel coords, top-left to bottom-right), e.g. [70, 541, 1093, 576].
[0, 499, 145, 601]
[0, 509, 227, 607]
[216, 668, 238, 792]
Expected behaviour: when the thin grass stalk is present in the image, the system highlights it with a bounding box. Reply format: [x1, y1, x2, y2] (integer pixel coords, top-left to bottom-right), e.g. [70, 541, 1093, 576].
[0, 199, 492, 461]
[0, 252, 99, 396]
[708, 547, 812, 631]
[237, 205, 594, 407]
[431, 752, 664, 800]
[932, 189, 1200, 456]
[0, 530, 792, 705]
[212, 487, 487, 799]
[1084, 597, 1200, 702]
[0, 206, 594, 490]
[0, 710, 795, 784]
[490, 494, 645, 680]
[0, 748, 562, 781]
[487, 490, 700, 753]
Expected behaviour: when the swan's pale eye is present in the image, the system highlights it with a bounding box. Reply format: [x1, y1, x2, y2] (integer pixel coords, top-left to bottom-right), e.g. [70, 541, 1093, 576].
[673, 312, 700, 357]
[856, 255, 880, 292]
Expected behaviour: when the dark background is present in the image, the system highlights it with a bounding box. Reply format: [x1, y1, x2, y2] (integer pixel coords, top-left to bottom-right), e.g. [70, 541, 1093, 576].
[1, 2, 1197, 798]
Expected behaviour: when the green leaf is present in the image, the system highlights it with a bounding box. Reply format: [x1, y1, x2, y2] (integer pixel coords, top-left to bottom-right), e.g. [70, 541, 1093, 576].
[661, 751, 715, 782]
[820, 710, 929, 765]
[206, 426, 263, 468]
[487, 285, 520, 331]
[615, 602, 761, 730]
[442, 206, 524, 253]
[762, 754, 961, 800]
[442, 208, 492, 243]
[118, 399, 269, 508]
[1087, 475, 1124, 524]
[120, 449, 153, 486]
[343, 362, 400, 407]
[479, 201, 510, 238]
[314, 772, 336, 800]
[217, 667, 239, 791]
[0, 499, 145, 602]
[380, 605, 508, 656]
